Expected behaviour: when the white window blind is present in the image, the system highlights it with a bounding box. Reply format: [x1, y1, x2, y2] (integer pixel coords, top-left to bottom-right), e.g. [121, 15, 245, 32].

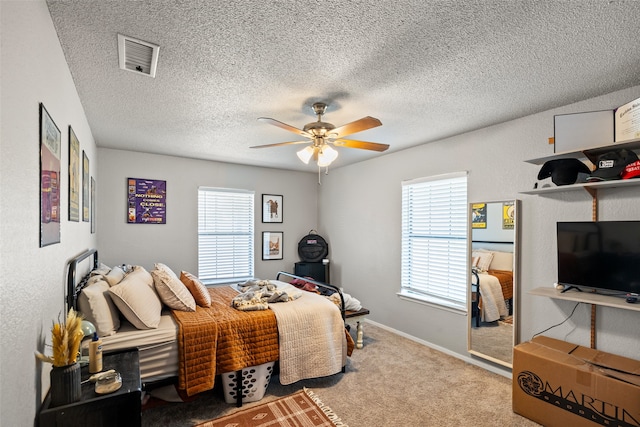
[198, 187, 254, 284]
[401, 172, 468, 310]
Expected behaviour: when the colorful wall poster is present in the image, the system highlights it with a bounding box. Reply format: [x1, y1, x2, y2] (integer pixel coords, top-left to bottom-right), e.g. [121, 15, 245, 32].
[127, 178, 166, 224]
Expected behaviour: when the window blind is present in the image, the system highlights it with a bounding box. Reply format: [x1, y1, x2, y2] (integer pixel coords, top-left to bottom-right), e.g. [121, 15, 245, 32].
[198, 187, 254, 284]
[401, 172, 468, 309]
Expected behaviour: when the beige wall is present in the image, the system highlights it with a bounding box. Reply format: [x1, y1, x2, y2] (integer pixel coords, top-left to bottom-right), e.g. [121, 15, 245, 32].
[97, 148, 319, 280]
[318, 85, 640, 370]
[1, 1, 98, 425]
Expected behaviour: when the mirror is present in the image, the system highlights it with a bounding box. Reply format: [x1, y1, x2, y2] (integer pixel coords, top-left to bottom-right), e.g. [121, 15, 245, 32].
[467, 200, 519, 368]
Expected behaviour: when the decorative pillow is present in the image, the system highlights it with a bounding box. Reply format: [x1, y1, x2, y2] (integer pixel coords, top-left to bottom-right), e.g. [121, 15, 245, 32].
[104, 266, 126, 286]
[488, 251, 513, 271]
[180, 271, 211, 307]
[78, 278, 120, 336]
[108, 266, 162, 329]
[151, 263, 196, 312]
[91, 263, 111, 277]
[472, 251, 494, 272]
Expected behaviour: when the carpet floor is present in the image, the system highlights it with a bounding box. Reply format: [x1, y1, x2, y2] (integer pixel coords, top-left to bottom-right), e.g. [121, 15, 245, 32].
[142, 323, 540, 426]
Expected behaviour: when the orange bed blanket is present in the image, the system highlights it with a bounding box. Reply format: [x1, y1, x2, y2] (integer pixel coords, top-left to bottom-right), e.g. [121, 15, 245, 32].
[171, 286, 279, 396]
[487, 270, 513, 300]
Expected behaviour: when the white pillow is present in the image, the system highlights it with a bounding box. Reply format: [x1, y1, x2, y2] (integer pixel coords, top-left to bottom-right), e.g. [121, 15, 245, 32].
[488, 251, 513, 271]
[151, 263, 196, 312]
[108, 266, 162, 329]
[78, 279, 120, 336]
[104, 266, 126, 286]
[472, 251, 494, 272]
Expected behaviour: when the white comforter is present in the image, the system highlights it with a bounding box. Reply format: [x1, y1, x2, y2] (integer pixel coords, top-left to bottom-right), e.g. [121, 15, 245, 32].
[477, 272, 508, 323]
[268, 282, 347, 385]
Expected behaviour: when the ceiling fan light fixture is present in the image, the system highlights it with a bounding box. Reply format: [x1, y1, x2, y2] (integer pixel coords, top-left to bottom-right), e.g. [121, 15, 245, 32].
[296, 146, 314, 164]
[317, 144, 338, 167]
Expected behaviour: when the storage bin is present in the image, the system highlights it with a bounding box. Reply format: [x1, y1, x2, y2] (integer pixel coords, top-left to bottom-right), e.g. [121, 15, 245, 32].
[222, 361, 275, 404]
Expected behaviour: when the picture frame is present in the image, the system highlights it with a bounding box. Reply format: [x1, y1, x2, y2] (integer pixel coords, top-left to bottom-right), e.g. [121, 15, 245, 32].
[471, 203, 487, 229]
[39, 103, 61, 247]
[82, 150, 89, 222]
[91, 177, 96, 233]
[262, 231, 283, 260]
[262, 194, 283, 223]
[127, 178, 167, 224]
[68, 126, 80, 222]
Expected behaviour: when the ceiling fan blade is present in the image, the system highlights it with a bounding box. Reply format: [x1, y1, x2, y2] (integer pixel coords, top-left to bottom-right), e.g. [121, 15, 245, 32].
[330, 116, 382, 138]
[333, 139, 390, 152]
[250, 140, 310, 149]
[258, 117, 312, 138]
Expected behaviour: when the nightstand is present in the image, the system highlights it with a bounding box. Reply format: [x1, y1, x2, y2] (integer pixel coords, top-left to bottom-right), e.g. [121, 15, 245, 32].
[39, 349, 142, 427]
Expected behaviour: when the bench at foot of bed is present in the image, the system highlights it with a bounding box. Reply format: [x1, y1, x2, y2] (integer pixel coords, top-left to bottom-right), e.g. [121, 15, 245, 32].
[345, 308, 370, 349]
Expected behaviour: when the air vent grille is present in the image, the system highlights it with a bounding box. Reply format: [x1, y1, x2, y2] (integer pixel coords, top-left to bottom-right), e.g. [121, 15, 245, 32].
[117, 34, 159, 78]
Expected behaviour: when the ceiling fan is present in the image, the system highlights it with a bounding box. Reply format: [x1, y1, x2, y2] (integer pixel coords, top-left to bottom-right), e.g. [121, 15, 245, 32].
[251, 102, 389, 168]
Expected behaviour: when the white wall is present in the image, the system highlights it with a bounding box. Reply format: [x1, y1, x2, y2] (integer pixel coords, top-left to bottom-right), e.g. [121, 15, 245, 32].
[319, 85, 640, 370]
[0, 1, 98, 425]
[97, 148, 319, 280]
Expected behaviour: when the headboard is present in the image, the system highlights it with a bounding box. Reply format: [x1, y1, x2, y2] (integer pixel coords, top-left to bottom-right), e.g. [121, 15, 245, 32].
[66, 248, 99, 312]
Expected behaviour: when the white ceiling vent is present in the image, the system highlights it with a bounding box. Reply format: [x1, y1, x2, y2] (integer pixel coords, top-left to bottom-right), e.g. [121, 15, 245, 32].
[117, 34, 159, 78]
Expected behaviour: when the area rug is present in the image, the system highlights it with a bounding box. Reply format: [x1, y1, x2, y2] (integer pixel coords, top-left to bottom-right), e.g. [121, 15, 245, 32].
[195, 388, 348, 427]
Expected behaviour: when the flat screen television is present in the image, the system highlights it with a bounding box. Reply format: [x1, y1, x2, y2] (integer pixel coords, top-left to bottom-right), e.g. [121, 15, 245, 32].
[557, 221, 640, 296]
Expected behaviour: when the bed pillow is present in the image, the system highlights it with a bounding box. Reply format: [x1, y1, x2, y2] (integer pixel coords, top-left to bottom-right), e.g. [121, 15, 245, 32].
[108, 266, 162, 329]
[472, 250, 494, 272]
[104, 266, 126, 286]
[488, 251, 513, 271]
[78, 277, 120, 336]
[180, 271, 211, 308]
[151, 263, 196, 312]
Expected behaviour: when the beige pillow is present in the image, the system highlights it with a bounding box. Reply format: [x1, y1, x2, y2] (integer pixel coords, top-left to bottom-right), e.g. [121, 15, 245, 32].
[104, 266, 126, 286]
[108, 266, 162, 329]
[151, 263, 196, 312]
[180, 271, 211, 308]
[488, 251, 513, 271]
[78, 279, 120, 336]
[472, 251, 494, 272]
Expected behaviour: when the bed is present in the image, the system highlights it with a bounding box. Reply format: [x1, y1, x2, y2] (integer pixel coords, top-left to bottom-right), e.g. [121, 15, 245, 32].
[470, 242, 514, 326]
[66, 249, 353, 406]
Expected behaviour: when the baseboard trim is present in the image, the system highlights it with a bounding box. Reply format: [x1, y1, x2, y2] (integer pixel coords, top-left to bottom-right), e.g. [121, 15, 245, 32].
[365, 319, 512, 379]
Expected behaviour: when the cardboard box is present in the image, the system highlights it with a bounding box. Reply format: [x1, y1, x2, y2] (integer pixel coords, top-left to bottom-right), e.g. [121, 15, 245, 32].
[513, 336, 640, 427]
[554, 110, 614, 153]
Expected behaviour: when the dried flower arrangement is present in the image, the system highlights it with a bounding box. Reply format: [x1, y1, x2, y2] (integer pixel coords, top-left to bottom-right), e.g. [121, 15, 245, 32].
[36, 308, 84, 367]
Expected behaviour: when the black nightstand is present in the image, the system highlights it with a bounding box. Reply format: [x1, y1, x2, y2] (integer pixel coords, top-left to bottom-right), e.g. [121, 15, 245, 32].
[39, 349, 142, 427]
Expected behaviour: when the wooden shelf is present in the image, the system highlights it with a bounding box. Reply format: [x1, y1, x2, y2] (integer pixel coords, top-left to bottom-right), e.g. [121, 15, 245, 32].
[525, 137, 640, 166]
[529, 287, 640, 312]
[521, 177, 640, 195]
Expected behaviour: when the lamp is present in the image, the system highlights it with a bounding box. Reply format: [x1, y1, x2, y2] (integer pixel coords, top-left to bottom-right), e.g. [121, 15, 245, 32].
[317, 144, 338, 167]
[296, 146, 314, 164]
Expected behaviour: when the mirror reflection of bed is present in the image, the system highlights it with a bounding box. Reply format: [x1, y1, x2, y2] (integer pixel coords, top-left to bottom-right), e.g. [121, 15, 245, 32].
[468, 200, 519, 368]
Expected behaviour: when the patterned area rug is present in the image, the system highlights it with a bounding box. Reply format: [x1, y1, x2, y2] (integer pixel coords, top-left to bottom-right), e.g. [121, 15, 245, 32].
[195, 388, 348, 427]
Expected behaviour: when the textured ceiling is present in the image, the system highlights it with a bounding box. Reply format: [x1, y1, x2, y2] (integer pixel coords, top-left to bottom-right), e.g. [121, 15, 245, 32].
[46, 0, 640, 171]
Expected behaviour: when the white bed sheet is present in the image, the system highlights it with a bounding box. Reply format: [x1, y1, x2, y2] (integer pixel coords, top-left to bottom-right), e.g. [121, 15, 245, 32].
[477, 272, 508, 322]
[87, 311, 179, 382]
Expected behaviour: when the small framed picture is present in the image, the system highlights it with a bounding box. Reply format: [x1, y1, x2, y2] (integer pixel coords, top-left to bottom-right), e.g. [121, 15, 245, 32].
[262, 194, 283, 223]
[262, 231, 283, 260]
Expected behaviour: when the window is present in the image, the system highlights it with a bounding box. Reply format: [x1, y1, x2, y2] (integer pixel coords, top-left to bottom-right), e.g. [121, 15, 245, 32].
[198, 187, 254, 284]
[400, 172, 468, 310]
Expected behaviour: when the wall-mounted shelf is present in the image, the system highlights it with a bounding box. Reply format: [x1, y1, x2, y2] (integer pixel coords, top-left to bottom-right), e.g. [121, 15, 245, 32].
[522, 137, 640, 195]
[529, 287, 640, 312]
[525, 137, 640, 166]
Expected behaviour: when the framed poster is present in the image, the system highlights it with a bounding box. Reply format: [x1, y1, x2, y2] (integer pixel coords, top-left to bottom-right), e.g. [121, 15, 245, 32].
[471, 203, 487, 229]
[91, 177, 96, 233]
[502, 202, 515, 230]
[262, 231, 283, 260]
[68, 126, 80, 222]
[82, 150, 89, 222]
[262, 194, 283, 223]
[39, 103, 61, 247]
[127, 178, 166, 224]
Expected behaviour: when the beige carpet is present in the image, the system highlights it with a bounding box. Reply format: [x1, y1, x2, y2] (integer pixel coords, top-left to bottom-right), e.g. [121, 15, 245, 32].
[142, 323, 540, 426]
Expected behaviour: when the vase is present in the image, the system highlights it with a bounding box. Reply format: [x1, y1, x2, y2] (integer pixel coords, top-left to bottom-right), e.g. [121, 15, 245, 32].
[49, 362, 81, 407]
